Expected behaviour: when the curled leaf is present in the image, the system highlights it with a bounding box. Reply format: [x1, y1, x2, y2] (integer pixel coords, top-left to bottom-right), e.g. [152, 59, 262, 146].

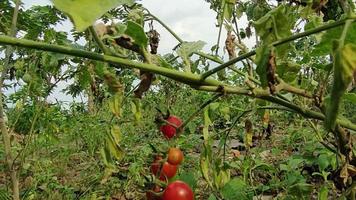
[325, 43, 356, 130]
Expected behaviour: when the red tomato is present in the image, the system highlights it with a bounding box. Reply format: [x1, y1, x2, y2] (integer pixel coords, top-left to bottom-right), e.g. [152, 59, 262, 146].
[162, 181, 194, 200]
[167, 148, 184, 165]
[160, 115, 182, 139]
[150, 156, 163, 176]
[160, 162, 178, 180]
[160, 125, 176, 139]
[167, 115, 183, 127]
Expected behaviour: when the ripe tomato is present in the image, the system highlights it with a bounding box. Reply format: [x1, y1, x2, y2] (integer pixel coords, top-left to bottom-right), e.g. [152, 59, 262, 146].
[162, 181, 194, 200]
[150, 156, 163, 176]
[160, 125, 176, 139]
[167, 148, 183, 165]
[167, 115, 182, 127]
[160, 162, 178, 180]
[160, 115, 182, 139]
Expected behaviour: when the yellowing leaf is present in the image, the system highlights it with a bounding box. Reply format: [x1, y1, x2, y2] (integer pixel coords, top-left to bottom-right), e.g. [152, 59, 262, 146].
[325, 43, 356, 130]
[52, 0, 134, 32]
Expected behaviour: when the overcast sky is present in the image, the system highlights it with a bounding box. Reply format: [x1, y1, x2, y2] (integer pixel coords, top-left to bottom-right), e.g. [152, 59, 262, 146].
[16, 0, 252, 105]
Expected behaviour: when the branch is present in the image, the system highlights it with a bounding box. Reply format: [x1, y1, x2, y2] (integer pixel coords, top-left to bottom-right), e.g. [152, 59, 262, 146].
[0, 35, 221, 86]
[195, 85, 356, 131]
[201, 51, 256, 79]
[0, 35, 355, 131]
[202, 17, 356, 79]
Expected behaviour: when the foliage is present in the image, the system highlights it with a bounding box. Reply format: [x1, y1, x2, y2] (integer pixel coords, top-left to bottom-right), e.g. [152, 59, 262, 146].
[0, 0, 356, 199]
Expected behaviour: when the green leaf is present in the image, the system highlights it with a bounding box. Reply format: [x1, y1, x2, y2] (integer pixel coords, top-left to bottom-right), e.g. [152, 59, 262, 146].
[318, 185, 328, 200]
[343, 93, 356, 104]
[288, 183, 313, 197]
[253, 5, 295, 43]
[304, 14, 323, 31]
[325, 43, 356, 130]
[317, 154, 330, 171]
[177, 172, 197, 190]
[177, 41, 206, 61]
[312, 23, 356, 56]
[110, 125, 122, 144]
[106, 134, 124, 161]
[276, 61, 301, 82]
[124, 20, 148, 47]
[200, 154, 212, 188]
[52, 0, 134, 32]
[208, 194, 217, 200]
[130, 98, 142, 123]
[221, 178, 251, 200]
[255, 45, 271, 87]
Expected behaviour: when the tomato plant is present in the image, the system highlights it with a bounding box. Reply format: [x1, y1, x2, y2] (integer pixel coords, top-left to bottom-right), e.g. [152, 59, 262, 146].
[162, 181, 194, 200]
[1, 0, 356, 199]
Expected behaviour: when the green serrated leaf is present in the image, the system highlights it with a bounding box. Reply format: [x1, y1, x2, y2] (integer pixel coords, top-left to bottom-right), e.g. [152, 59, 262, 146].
[317, 154, 331, 171]
[253, 5, 295, 43]
[177, 41, 206, 57]
[52, 0, 134, 32]
[124, 20, 148, 47]
[177, 172, 197, 190]
[221, 178, 251, 200]
[177, 41, 206, 71]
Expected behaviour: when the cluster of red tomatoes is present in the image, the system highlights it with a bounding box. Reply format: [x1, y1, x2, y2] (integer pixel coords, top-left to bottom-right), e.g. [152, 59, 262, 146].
[146, 115, 194, 200]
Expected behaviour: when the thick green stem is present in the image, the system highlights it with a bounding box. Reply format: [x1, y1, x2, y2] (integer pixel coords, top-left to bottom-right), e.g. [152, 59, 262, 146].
[0, 1, 21, 199]
[0, 35, 355, 131]
[196, 85, 356, 131]
[0, 35, 221, 86]
[202, 17, 356, 79]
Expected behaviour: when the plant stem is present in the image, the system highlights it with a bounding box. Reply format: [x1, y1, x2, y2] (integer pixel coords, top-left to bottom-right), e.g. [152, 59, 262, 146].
[202, 17, 356, 79]
[214, 2, 225, 56]
[0, 0, 21, 199]
[89, 26, 110, 55]
[196, 85, 356, 131]
[0, 35, 355, 131]
[147, 12, 183, 43]
[0, 35, 222, 86]
[201, 51, 256, 79]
